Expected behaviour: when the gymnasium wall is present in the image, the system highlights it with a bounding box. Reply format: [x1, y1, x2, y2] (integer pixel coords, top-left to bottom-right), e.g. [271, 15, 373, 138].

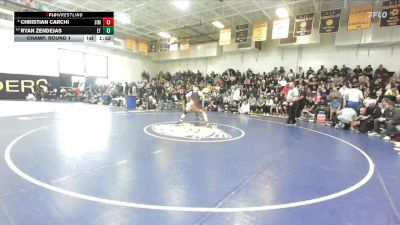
[0, 25, 157, 82]
[157, 35, 400, 75]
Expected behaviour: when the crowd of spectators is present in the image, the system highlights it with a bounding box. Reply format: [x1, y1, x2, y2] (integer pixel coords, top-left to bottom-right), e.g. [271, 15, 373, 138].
[33, 64, 400, 141]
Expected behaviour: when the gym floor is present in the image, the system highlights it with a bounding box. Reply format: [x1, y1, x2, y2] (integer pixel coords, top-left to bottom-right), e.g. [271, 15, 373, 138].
[0, 101, 399, 225]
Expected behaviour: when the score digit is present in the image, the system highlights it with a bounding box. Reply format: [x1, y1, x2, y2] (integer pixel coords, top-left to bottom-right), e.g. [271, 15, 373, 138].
[102, 18, 114, 26]
[103, 26, 114, 35]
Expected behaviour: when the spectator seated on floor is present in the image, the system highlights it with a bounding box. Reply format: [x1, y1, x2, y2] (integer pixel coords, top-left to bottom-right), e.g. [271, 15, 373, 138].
[208, 98, 219, 112]
[248, 94, 257, 113]
[147, 96, 158, 110]
[34, 86, 43, 100]
[88, 94, 100, 104]
[358, 99, 382, 133]
[111, 94, 126, 107]
[79, 91, 88, 102]
[100, 93, 111, 105]
[39, 85, 50, 100]
[230, 101, 239, 113]
[351, 107, 367, 131]
[254, 95, 265, 115]
[48, 88, 58, 100]
[329, 97, 342, 121]
[301, 104, 315, 121]
[335, 107, 357, 129]
[65, 89, 76, 101]
[60, 88, 68, 99]
[369, 99, 400, 141]
[264, 95, 274, 116]
[239, 100, 250, 114]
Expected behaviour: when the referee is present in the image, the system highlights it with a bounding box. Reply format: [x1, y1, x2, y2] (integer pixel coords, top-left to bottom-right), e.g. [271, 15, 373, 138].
[286, 82, 299, 125]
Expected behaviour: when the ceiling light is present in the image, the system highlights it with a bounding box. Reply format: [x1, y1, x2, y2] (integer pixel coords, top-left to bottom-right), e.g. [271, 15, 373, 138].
[158, 32, 171, 39]
[172, 0, 190, 10]
[115, 13, 131, 25]
[57, 0, 72, 5]
[212, 21, 224, 29]
[276, 7, 289, 18]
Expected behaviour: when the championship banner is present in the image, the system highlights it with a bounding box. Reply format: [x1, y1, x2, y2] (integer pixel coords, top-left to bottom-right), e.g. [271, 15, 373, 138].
[252, 21, 267, 41]
[294, 13, 314, 36]
[235, 24, 249, 43]
[272, 19, 290, 39]
[280, 19, 296, 44]
[138, 39, 148, 53]
[126, 37, 137, 51]
[319, 9, 341, 33]
[169, 37, 179, 51]
[149, 40, 158, 53]
[219, 28, 231, 45]
[348, 4, 373, 30]
[180, 39, 190, 50]
[0, 73, 60, 99]
[159, 39, 170, 52]
[380, 0, 400, 27]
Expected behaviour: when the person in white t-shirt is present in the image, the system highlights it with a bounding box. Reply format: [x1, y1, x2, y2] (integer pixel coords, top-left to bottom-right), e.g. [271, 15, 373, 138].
[345, 86, 364, 111]
[278, 76, 287, 87]
[232, 86, 241, 102]
[335, 107, 357, 129]
[239, 100, 250, 114]
[265, 96, 274, 115]
[286, 82, 299, 124]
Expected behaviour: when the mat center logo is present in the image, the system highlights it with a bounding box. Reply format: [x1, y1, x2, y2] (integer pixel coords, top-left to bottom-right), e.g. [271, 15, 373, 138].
[144, 122, 244, 142]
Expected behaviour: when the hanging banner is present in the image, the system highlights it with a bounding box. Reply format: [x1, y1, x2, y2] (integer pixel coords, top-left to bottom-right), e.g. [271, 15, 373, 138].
[235, 24, 249, 43]
[348, 4, 373, 30]
[149, 40, 158, 53]
[272, 19, 290, 39]
[138, 40, 148, 53]
[294, 13, 314, 36]
[180, 39, 190, 50]
[380, 0, 400, 27]
[159, 39, 170, 52]
[319, 9, 341, 33]
[219, 28, 231, 45]
[280, 19, 296, 44]
[252, 21, 268, 41]
[126, 37, 137, 51]
[169, 37, 179, 51]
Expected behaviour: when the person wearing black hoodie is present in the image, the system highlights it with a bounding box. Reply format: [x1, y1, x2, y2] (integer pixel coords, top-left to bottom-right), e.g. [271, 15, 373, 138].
[369, 99, 400, 140]
[359, 100, 382, 133]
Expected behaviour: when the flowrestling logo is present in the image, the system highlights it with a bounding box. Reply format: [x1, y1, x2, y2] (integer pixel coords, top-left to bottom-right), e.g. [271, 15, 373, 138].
[144, 122, 245, 142]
